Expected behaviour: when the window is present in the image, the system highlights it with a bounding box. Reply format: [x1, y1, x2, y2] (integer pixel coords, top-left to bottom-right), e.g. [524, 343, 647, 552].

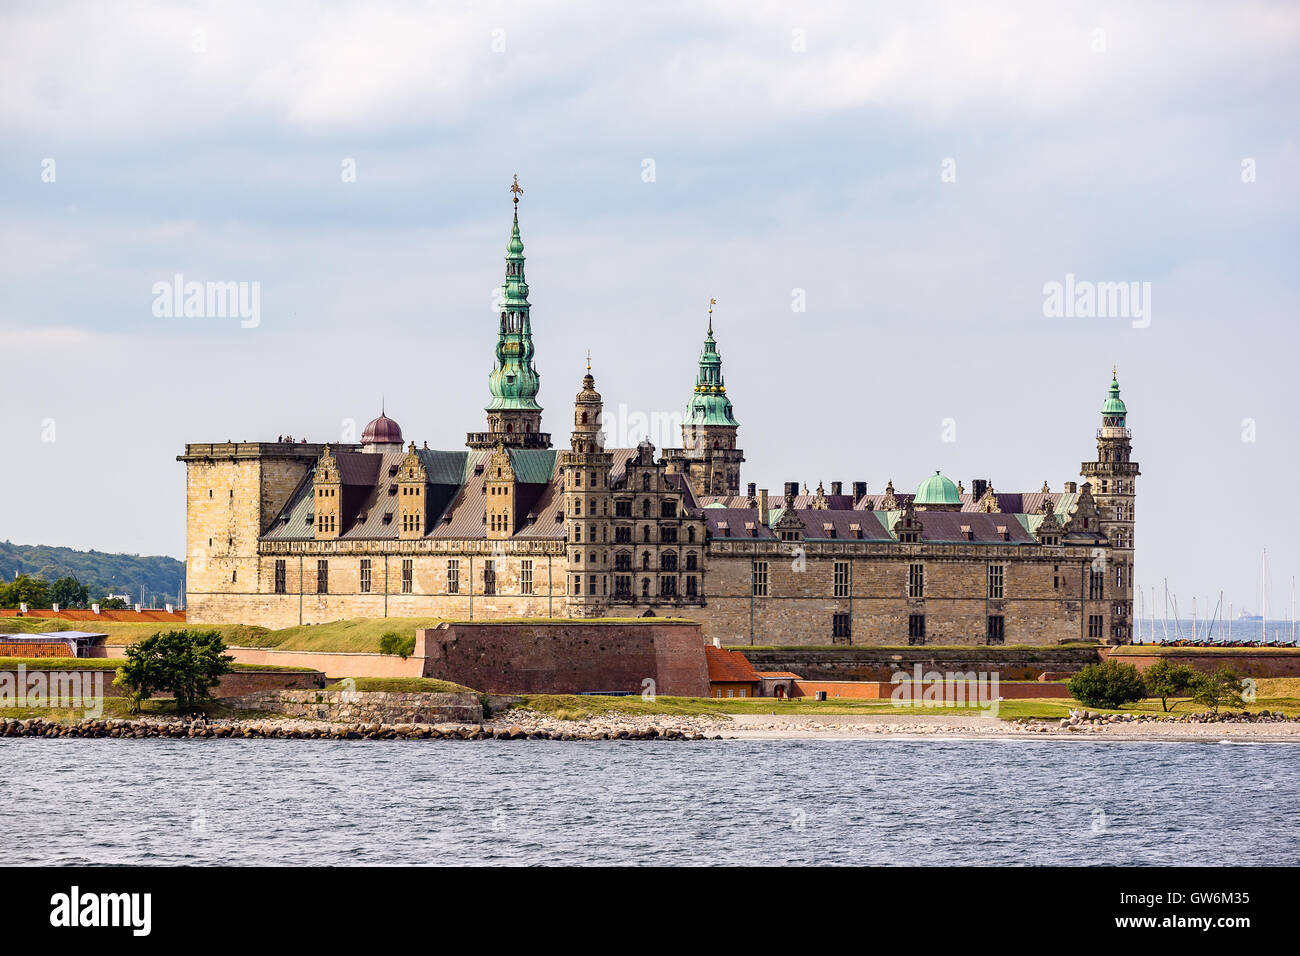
[834, 561, 850, 598]
[687, 526, 696, 543]
[1115, 564, 1124, 588]
[1088, 614, 1104, 639]
[615, 551, 632, 571]
[615, 576, 631, 596]
[685, 576, 697, 597]
[685, 551, 698, 571]
[752, 560, 769, 597]
[483, 560, 496, 595]
[832, 613, 851, 638]
[1053, 564, 1061, 590]
[908, 614, 926, 644]
[573, 524, 582, 543]
[316, 559, 329, 594]
[360, 558, 372, 594]
[908, 563, 925, 598]
[899, 531, 920, 543]
[274, 559, 286, 594]
[660, 551, 678, 571]
[986, 615, 1005, 645]
[660, 576, 677, 597]
[641, 578, 650, 597]
[616, 500, 632, 518]
[661, 500, 676, 518]
[401, 558, 413, 594]
[447, 559, 460, 594]
[662, 526, 678, 544]
[615, 526, 632, 543]
[520, 559, 533, 595]
[1089, 569, 1104, 600]
[987, 564, 1004, 599]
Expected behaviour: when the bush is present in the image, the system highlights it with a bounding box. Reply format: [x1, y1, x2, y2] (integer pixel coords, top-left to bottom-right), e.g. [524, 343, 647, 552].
[1143, 658, 1199, 712]
[1067, 660, 1147, 709]
[378, 631, 416, 659]
[1192, 666, 1245, 713]
[114, 629, 234, 713]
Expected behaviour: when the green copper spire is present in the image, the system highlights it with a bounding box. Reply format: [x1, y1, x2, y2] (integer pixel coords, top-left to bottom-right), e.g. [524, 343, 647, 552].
[684, 298, 739, 427]
[487, 177, 541, 412]
[1101, 367, 1127, 420]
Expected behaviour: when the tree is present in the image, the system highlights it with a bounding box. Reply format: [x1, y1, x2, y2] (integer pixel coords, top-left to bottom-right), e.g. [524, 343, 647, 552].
[100, 596, 129, 609]
[114, 630, 234, 713]
[379, 631, 416, 658]
[50, 575, 90, 609]
[2, 574, 51, 609]
[1143, 658, 1199, 712]
[1192, 666, 1245, 713]
[1067, 660, 1147, 709]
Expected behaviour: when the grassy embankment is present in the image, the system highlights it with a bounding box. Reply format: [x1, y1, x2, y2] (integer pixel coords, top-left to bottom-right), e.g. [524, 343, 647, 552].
[322, 677, 475, 694]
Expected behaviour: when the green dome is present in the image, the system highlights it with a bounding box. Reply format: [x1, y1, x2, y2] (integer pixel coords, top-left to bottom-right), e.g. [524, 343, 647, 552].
[1101, 375, 1127, 415]
[915, 471, 960, 506]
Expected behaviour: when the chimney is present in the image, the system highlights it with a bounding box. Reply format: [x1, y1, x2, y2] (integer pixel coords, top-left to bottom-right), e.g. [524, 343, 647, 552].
[852, 481, 867, 500]
[746, 481, 756, 497]
[971, 478, 988, 500]
[784, 481, 799, 499]
[757, 488, 769, 524]
[1064, 481, 1078, 493]
[830, 481, 843, 497]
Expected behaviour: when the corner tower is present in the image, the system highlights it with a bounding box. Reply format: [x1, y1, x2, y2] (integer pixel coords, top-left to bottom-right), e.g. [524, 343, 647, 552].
[468, 176, 551, 450]
[559, 359, 614, 616]
[666, 299, 744, 497]
[1080, 370, 1139, 643]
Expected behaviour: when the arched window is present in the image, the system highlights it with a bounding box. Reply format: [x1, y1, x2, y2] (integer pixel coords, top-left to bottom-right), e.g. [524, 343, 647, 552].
[642, 526, 651, 542]
[641, 474, 650, 491]
[642, 552, 650, 570]
[641, 578, 650, 597]
[688, 526, 696, 543]
[581, 412, 588, 424]
[642, 500, 651, 517]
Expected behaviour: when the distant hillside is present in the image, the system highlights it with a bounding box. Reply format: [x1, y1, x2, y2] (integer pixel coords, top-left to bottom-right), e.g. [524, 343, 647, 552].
[0, 541, 184, 607]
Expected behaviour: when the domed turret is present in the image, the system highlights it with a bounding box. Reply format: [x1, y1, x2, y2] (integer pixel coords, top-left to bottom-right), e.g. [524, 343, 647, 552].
[914, 471, 961, 510]
[361, 409, 404, 452]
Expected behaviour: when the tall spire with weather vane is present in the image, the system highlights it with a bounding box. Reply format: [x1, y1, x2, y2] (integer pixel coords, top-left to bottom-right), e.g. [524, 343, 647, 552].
[469, 176, 550, 449]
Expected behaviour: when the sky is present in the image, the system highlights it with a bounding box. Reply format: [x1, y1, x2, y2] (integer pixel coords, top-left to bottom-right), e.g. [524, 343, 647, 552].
[1, 1, 1297, 617]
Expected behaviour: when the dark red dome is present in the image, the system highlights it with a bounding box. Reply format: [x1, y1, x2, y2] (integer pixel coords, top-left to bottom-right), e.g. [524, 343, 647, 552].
[361, 412, 403, 445]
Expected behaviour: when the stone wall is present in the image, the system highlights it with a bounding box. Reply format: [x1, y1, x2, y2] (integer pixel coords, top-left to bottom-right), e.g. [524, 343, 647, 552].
[1101, 647, 1300, 678]
[228, 689, 482, 723]
[414, 620, 709, 696]
[0, 664, 322, 698]
[226, 646, 423, 680]
[737, 645, 1103, 681]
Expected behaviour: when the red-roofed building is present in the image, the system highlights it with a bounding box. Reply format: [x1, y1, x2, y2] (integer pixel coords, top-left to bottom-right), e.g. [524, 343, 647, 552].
[704, 644, 760, 699]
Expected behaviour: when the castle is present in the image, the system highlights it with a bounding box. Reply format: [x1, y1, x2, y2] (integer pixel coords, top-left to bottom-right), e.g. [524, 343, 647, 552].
[180, 189, 1139, 646]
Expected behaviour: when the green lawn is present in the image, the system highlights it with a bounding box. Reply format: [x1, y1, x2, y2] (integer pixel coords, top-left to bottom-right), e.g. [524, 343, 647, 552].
[323, 677, 475, 694]
[512, 693, 1300, 722]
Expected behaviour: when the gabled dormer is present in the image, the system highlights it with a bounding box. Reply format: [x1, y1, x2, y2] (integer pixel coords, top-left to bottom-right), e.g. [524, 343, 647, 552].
[397, 442, 430, 539]
[1064, 481, 1101, 533]
[1035, 497, 1063, 546]
[313, 444, 342, 539]
[486, 443, 517, 539]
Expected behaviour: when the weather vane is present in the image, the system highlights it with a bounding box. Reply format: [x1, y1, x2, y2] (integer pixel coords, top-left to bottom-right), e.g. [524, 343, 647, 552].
[708, 296, 716, 334]
[586, 348, 591, 371]
[510, 174, 523, 205]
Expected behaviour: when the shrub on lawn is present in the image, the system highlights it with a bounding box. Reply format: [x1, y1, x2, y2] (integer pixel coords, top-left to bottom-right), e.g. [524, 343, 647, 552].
[1067, 660, 1147, 709]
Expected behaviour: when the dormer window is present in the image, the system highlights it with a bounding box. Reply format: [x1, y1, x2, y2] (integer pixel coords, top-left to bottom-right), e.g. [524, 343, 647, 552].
[849, 523, 862, 539]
